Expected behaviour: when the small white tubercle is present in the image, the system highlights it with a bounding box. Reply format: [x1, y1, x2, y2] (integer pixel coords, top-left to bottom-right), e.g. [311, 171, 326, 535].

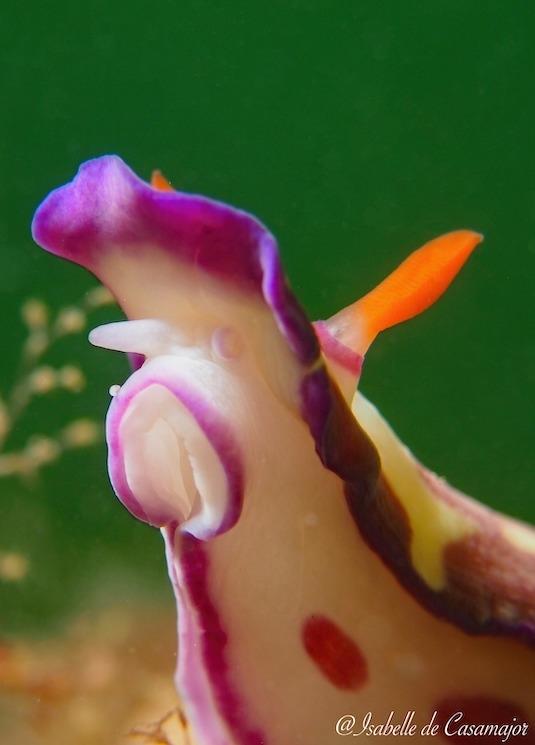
[89, 320, 188, 358]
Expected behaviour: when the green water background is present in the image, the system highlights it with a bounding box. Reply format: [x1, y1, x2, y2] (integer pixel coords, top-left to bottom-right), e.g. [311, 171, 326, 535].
[0, 0, 533, 633]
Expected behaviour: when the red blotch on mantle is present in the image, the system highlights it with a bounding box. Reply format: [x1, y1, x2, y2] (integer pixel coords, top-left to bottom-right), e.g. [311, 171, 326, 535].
[302, 614, 368, 690]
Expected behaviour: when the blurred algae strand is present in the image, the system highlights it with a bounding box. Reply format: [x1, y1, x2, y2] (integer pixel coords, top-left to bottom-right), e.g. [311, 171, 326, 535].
[0, 285, 114, 585]
[0, 285, 114, 481]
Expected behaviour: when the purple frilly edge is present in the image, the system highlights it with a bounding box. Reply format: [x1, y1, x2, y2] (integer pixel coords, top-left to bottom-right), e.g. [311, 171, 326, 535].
[31, 155, 318, 367]
[31, 155, 380, 512]
[29, 157, 376, 517]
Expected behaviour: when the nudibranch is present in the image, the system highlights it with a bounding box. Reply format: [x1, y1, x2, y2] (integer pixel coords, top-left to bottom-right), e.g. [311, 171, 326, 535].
[32, 157, 535, 744]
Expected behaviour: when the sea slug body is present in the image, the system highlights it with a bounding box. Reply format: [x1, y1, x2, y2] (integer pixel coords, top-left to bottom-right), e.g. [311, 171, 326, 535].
[32, 157, 535, 744]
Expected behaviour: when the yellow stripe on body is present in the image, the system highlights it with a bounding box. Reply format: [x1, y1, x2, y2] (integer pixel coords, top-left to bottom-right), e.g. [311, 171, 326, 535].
[353, 392, 475, 591]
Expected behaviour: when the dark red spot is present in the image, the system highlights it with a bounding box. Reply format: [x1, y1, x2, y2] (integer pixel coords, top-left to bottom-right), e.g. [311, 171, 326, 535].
[435, 696, 535, 744]
[302, 614, 368, 690]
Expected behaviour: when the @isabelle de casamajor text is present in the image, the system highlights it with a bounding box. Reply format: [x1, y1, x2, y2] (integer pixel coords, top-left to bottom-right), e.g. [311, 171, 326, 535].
[335, 711, 530, 742]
